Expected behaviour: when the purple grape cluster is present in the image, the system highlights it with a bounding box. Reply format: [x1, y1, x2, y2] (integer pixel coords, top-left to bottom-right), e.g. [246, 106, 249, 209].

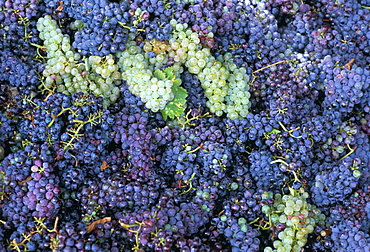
[44, 0, 130, 56]
[325, 187, 370, 251]
[111, 112, 158, 171]
[0, 0, 44, 59]
[1, 144, 60, 227]
[0, 50, 42, 95]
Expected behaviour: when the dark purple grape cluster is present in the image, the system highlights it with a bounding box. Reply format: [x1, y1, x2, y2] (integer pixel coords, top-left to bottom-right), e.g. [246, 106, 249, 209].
[0, 0, 44, 59]
[158, 122, 227, 192]
[1, 144, 61, 227]
[325, 187, 370, 251]
[127, 0, 178, 41]
[278, 4, 321, 53]
[360, 113, 370, 135]
[181, 70, 207, 112]
[115, 185, 226, 251]
[319, 56, 368, 118]
[213, 213, 261, 251]
[249, 148, 289, 193]
[0, 221, 5, 251]
[0, 112, 19, 158]
[310, 158, 360, 207]
[0, 50, 42, 96]
[44, 0, 130, 56]
[111, 112, 158, 171]
[224, 112, 280, 152]
[269, 0, 308, 15]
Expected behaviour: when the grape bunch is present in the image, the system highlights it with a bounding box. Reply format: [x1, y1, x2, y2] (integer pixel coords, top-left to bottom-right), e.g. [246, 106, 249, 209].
[117, 37, 178, 113]
[0, 50, 41, 95]
[1, 144, 61, 227]
[263, 188, 326, 252]
[44, 0, 130, 56]
[118, 19, 252, 119]
[36, 15, 121, 108]
[326, 187, 370, 251]
[0, 0, 44, 59]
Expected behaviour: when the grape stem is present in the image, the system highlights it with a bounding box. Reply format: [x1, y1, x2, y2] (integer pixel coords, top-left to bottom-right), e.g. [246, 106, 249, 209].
[341, 58, 355, 69]
[119, 221, 145, 251]
[270, 159, 289, 166]
[252, 60, 286, 74]
[117, 21, 146, 32]
[270, 159, 301, 182]
[179, 172, 196, 195]
[8, 217, 59, 251]
[29, 42, 46, 49]
[278, 121, 302, 138]
[339, 144, 357, 160]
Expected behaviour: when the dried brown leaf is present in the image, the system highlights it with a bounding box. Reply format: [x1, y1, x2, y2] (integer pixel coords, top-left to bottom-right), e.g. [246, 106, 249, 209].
[86, 217, 111, 233]
[100, 161, 109, 171]
[18, 176, 32, 185]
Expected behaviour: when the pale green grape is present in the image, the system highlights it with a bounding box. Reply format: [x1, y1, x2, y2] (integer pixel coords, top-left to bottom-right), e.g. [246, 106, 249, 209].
[283, 244, 292, 252]
[291, 216, 300, 225]
[285, 200, 294, 207]
[285, 228, 295, 237]
[297, 237, 307, 248]
[55, 75, 62, 83]
[279, 214, 287, 224]
[296, 230, 305, 240]
[273, 240, 282, 249]
[284, 206, 294, 215]
[278, 231, 285, 240]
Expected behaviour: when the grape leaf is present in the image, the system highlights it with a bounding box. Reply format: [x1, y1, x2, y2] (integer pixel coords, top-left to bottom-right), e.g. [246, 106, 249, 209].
[161, 83, 187, 120]
[154, 69, 166, 80]
[163, 67, 175, 80]
[86, 217, 111, 233]
[154, 67, 188, 120]
[172, 78, 181, 87]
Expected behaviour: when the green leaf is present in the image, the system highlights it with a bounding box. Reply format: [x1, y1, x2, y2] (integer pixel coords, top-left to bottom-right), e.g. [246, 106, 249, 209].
[163, 67, 174, 80]
[172, 78, 181, 87]
[152, 67, 188, 120]
[154, 69, 166, 80]
[161, 83, 187, 120]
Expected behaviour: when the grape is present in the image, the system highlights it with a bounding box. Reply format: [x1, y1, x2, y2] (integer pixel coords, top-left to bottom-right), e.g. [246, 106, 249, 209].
[261, 188, 325, 251]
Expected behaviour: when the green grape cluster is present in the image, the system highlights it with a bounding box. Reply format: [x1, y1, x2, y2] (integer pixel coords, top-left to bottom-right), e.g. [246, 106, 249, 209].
[219, 53, 251, 119]
[117, 34, 175, 112]
[171, 20, 251, 119]
[262, 188, 326, 252]
[37, 15, 82, 91]
[37, 15, 251, 118]
[36, 15, 120, 108]
[117, 22, 200, 113]
[85, 55, 121, 107]
[117, 19, 251, 119]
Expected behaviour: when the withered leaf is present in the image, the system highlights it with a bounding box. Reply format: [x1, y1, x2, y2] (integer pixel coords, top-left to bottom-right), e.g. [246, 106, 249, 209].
[100, 161, 109, 171]
[86, 217, 111, 233]
[18, 176, 32, 185]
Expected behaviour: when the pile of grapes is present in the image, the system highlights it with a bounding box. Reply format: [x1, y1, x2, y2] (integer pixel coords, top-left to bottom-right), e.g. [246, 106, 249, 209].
[1, 0, 370, 251]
